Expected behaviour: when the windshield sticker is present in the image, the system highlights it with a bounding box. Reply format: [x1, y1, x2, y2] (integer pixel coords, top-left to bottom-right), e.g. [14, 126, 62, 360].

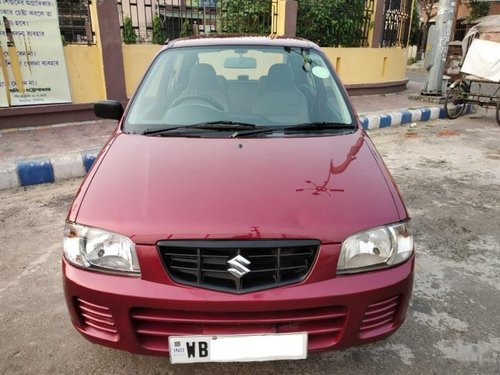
[312, 66, 330, 79]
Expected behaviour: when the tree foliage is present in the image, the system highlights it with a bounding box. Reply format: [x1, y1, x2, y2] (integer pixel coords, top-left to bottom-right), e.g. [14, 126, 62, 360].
[152, 15, 165, 44]
[221, 0, 270, 34]
[296, 0, 366, 47]
[409, 0, 421, 46]
[122, 16, 137, 44]
[180, 19, 192, 37]
[468, 0, 490, 21]
[219, 0, 367, 45]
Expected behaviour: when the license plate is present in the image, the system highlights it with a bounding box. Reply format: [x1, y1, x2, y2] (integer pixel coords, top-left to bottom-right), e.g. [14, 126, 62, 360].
[168, 332, 308, 363]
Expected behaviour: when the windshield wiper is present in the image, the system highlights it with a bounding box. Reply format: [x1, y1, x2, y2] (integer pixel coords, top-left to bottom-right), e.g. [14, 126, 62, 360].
[232, 122, 355, 138]
[142, 121, 258, 136]
[191, 121, 258, 129]
[142, 121, 354, 137]
[286, 122, 356, 131]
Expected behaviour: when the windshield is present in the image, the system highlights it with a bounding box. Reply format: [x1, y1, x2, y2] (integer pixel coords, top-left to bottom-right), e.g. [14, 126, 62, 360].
[124, 45, 354, 133]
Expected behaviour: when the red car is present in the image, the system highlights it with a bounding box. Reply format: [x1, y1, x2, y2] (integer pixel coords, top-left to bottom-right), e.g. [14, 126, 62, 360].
[63, 36, 414, 363]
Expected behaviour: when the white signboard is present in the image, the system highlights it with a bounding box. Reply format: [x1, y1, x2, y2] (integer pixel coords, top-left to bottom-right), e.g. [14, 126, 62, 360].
[0, 0, 72, 107]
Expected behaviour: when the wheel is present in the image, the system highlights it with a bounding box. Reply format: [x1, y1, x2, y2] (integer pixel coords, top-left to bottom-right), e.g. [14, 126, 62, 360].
[496, 100, 500, 126]
[172, 93, 225, 111]
[445, 82, 468, 119]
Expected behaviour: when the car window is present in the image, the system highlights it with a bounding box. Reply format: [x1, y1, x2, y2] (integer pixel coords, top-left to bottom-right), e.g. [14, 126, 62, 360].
[124, 45, 354, 132]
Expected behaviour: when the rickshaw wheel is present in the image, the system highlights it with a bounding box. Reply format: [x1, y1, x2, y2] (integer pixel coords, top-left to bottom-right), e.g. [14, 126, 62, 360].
[445, 82, 468, 119]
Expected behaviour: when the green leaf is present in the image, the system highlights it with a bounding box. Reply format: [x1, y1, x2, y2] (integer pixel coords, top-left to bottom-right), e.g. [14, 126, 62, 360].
[123, 16, 137, 44]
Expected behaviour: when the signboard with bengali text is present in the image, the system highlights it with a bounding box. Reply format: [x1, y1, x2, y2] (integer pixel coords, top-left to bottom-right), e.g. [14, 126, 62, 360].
[0, 0, 71, 107]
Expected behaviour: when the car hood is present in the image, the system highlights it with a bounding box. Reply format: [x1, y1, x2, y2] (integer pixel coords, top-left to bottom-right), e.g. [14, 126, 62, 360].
[75, 131, 404, 244]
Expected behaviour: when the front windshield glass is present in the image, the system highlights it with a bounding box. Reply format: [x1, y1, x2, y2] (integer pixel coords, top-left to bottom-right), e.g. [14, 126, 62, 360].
[124, 45, 354, 133]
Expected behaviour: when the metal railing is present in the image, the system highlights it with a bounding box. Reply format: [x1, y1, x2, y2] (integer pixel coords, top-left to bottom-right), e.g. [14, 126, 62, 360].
[117, 0, 274, 43]
[361, 0, 375, 47]
[380, 0, 412, 47]
[57, 0, 94, 44]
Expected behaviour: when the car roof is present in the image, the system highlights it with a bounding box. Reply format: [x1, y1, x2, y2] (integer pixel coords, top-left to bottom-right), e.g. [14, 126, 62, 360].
[164, 34, 320, 51]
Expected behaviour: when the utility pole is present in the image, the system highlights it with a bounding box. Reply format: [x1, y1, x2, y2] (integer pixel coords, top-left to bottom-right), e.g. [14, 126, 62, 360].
[421, 0, 455, 96]
[203, 1, 207, 35]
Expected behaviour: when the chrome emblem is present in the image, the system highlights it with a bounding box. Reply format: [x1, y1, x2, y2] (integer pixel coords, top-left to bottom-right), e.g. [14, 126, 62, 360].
[227, 255, 251, 279]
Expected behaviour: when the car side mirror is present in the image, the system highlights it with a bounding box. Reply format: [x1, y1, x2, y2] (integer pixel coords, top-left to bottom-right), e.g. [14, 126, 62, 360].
[94, 100, 124, 120]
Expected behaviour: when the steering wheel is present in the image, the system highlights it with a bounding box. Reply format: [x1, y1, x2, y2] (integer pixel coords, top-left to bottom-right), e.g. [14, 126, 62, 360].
[171, 92, 225, 111]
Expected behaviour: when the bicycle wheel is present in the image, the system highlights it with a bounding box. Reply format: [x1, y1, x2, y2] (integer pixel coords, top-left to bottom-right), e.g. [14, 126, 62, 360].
[496, 100, 500, 126]
[445, 82, 468, 119]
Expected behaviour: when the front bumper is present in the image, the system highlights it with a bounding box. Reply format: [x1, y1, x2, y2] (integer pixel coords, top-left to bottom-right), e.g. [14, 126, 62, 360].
[62, 244, 414, 356]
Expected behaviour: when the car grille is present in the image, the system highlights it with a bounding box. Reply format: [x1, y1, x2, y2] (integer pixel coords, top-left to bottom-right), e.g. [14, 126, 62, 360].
[157, 240, 319, 293]
[131, 305, 347, 353]
[359, 295, 401, 339]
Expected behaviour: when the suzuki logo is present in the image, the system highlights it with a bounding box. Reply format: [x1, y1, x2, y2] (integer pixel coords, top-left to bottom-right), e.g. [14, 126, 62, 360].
[227, 255, 251, 279]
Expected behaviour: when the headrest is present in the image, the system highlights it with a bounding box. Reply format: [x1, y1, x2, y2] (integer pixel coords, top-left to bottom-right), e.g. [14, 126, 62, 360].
[187, 63, 218, 89]
[266, 64, 294, 91]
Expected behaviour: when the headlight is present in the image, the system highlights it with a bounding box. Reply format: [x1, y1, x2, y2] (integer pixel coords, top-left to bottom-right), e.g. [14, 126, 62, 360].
[63, 222, 140, 275]
[337, 222, 413, 274]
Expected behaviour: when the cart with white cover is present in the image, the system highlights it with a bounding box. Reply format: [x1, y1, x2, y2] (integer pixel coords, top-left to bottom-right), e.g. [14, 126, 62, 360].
[445, 16, 500, 125]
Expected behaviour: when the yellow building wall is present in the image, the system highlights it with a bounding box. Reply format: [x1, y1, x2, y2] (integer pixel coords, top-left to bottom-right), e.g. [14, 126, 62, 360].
[62, 1, 107, 104]
[122, 44, 162, 97]
[63, 44, 160, 104]
[322, 47, 408, 85]
[275, 0, 287, 36]
[63, 45, 106, 103]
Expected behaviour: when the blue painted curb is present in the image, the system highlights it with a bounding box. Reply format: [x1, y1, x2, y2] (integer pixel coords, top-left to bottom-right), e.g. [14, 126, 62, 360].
[0, 103, 475, 190]
[17, 158, 54, 186]
[82, 152, 98, 173]
[358, 103, 473, 130]
[0, 149, 100, 190]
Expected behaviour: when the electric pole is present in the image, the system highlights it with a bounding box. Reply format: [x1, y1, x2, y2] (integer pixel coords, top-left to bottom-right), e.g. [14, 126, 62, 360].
[421, 0, 455, 96]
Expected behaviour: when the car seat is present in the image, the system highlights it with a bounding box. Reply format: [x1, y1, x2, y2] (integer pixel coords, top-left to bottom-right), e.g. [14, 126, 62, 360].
[252, 63, 309, 124]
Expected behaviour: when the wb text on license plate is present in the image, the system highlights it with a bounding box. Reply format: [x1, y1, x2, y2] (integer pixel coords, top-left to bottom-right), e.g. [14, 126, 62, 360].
[168, 332, 308, 363]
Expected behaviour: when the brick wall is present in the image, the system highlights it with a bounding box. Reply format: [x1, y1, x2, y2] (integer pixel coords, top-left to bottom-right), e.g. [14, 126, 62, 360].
[490, 2, 500, 15]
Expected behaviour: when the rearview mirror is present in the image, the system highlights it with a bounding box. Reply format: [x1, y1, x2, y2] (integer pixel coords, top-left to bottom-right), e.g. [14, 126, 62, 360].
[224, 56, 257, 69]
[94, 100, 124, 120]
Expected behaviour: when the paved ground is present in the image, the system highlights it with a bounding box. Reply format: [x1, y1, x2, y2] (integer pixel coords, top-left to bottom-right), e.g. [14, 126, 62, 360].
[406, 71, 427, 84]
[0, 111, 499, 374]
[0, 120, 116, 164]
